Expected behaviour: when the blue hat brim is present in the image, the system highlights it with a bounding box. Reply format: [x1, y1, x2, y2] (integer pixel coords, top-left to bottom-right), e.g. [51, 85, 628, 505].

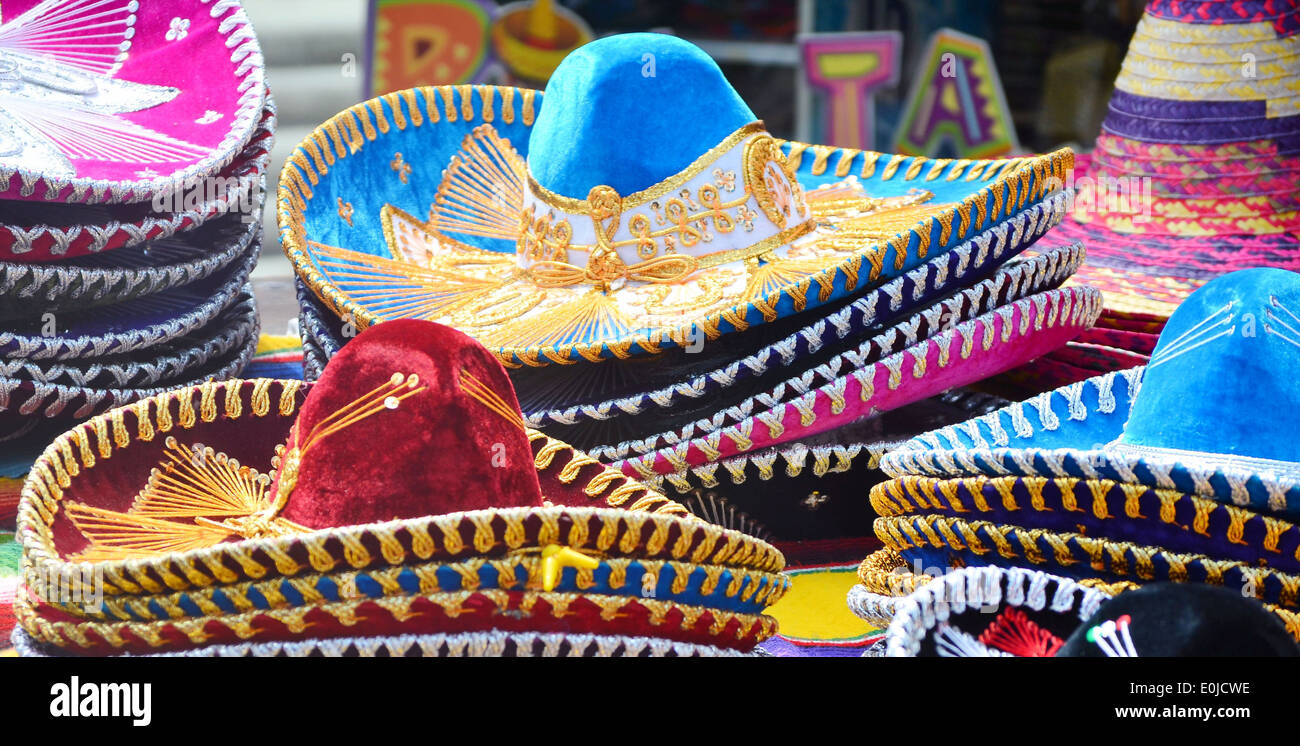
[883, 367, 1300, 521]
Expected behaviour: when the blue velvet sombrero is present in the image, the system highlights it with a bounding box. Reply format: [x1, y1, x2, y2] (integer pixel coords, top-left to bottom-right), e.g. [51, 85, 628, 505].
[883, 268, 1300, 521]
[280, 33, 1071, 368]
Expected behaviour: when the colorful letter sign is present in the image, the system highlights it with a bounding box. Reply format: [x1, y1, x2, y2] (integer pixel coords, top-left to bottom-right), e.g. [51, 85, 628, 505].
[894, 28, 1018, 158]
[799, 32, 902, 151]
[368, 0, 495, 96]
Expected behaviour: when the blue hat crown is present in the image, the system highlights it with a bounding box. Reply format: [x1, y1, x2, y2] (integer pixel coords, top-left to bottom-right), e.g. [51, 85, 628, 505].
[526, 33, 757, 199]
[1118, 267, 1300, 465]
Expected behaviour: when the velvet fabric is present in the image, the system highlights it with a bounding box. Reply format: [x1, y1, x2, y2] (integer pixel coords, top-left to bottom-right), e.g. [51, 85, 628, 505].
[1119, 268, 1300, 463]
[526, 33, 756, 199]
[274, 320, 544, 529]
[1057, 583, 1300, 657]
[0, 0, 263, 203]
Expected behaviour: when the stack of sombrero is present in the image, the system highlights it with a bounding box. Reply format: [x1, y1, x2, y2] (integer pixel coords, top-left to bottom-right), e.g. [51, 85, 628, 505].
[12, 320, 788, 657]
[280, 32, 1102, 543]
[984, 0, 1300, 397]
[1055, 0, 1298, 353]
[850, 268, 1300, 640]
[0, 0, 272, 523]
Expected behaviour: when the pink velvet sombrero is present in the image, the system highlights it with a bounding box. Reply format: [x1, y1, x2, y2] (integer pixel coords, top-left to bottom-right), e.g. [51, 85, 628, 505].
[1058, 0, 1300, 318]
[0, 0, 267, 206]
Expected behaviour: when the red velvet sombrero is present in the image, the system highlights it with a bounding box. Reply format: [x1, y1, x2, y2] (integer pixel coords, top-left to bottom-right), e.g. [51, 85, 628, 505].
[15, 319, 787, 655]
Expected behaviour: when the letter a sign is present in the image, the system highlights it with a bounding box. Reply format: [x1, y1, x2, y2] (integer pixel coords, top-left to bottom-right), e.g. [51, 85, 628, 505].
[894, 28, 1018, 158]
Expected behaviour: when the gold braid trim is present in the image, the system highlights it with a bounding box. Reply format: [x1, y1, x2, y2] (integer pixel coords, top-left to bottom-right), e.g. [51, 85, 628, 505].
[17, 589, 780, 652]
[876, 474, 1300, 565]
[876, 514, 1300, 612]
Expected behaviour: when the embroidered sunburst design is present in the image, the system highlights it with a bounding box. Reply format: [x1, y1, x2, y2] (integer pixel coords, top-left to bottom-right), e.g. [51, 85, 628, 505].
[0, 0, 212, 177]
[64, 437, 293, 562]
[63, 372, 426, 561]
[307, 125, 960, 362]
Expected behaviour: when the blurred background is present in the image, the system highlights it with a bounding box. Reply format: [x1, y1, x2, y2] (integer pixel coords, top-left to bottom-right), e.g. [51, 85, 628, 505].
[246, 0, 1144, 331]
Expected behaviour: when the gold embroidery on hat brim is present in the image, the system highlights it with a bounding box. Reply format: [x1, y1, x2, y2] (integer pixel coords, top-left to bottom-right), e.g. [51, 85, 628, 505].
[17, 379, 782, 602]
[278, 84, 1074, 368]
[873, 474, 1300, 567]
[15, 586, 780, 653]
[43, 549, 791, 623]
[875, 514, 1300, 613]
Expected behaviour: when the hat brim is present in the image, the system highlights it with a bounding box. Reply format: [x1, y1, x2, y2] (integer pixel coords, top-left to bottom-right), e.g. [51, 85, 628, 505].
[11, 626, 748, 657]
[642, 390, 1012, 543]
[882, 367, 1300, 522]
[0, 208, 263, 322]
[278, 84, 1072, 367]
[0, 99, 275, 263]
[512, 196, 1072, 431]
[0, 290, 260, 433]
[16, 584, 777, 655]
[0, 0, 267, 205]
[881, 564, 1111, 657]
[4, 292, 259, 389]
[17, 379, 780, 601]
[875, 474, 1300, 576]
[614, 284, 1101, 479]
[878, 513, 1300, 620]
[41, 545, 787, 626]
[1, 226, 260, 359]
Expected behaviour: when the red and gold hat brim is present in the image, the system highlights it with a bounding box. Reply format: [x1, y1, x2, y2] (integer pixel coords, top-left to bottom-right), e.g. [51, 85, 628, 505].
[17, 379, 784, 604]
[12, 627, 750, 657]
[16, 584, 777, 655]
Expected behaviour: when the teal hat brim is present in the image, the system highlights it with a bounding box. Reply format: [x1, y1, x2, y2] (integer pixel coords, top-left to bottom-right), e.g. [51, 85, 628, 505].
[882, 367, 1300, 521]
